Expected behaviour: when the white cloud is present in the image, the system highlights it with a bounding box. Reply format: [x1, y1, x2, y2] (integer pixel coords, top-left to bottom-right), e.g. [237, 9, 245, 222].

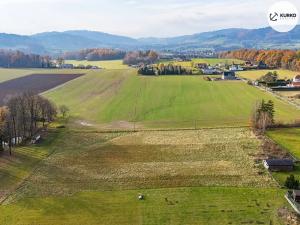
[0, 0, 299, 37]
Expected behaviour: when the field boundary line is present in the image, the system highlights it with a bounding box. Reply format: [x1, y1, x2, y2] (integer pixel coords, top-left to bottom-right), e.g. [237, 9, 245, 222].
[0, 131, 62, 205]
[69, 125, 251, 134]
[41, 72, 88, 95]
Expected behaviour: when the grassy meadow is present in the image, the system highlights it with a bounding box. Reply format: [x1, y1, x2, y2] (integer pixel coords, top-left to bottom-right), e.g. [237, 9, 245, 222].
[8, 127, 274, 200]
[267, 128, 300, 186]
[0, 60, 300, 224]
[45, 68, 300, 128]
[267, 128, 300, 159]
[0, 187, 287, 225]
[0, 124, 286, 224]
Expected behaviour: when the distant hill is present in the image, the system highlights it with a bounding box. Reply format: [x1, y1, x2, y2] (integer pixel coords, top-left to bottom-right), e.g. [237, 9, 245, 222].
[0, 26, 300, 55]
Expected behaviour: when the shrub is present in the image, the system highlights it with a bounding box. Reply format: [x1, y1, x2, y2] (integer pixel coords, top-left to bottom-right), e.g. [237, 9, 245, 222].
[285, 175, 299, 189]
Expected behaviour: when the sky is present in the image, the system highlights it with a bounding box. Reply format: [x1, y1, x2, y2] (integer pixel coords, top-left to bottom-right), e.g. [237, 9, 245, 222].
[0, 0, 299, 37]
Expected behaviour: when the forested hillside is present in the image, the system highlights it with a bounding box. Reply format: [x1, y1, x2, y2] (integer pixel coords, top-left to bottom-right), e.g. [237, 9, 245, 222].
[220, 49, 300, 71]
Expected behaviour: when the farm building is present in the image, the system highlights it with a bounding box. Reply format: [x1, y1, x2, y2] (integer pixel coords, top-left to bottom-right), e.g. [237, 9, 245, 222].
[292, 190, 300, 203]
[288, 75, 300, 88]
[202, 67, 221, 75]
[229, 64, 243, 71]
[257, 61, 267, 69]
[195, 63, 208, 69]
[263, 159, 294, 171]
[60, 64, 74, 69]
[222, 71, 236, 80]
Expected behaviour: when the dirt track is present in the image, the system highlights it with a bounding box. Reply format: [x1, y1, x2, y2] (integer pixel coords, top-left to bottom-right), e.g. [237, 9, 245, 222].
[0, 73, 84, 106]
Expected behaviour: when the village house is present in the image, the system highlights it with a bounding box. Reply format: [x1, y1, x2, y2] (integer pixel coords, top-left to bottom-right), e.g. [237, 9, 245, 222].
[222, 71, 236, 80]
[229, 64, 243, 71]
[257, 61, 267, 69]
[202, 66, 221, 75]
[288, 75, 300, 88]
[263, 159, 294, 172]
[195, 63, 208, 69]
[60, 64, 74, 69]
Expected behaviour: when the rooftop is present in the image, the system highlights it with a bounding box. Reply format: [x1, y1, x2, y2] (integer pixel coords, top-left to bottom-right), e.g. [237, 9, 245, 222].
[265, 159, 293, 166]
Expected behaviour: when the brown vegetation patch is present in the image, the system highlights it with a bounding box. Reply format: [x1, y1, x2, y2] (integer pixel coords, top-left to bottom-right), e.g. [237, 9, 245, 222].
[0, 73, 84, 106]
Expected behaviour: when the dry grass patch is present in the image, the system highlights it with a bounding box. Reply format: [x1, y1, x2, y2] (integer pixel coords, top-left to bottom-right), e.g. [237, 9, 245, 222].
[10, 128, 276, 201]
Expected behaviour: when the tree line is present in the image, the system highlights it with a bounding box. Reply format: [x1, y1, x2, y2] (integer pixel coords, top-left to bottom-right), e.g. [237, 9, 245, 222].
[0, 50, 52, 68]
[63, 48, 126, 61]
[138, 64, 192, 76]
[219, 49, 300, 71]
[0, 93, 57, 154]
[123, 50, 159, 65]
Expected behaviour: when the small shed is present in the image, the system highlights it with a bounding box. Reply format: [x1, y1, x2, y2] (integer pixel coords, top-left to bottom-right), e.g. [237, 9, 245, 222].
[292, 190, 300, 203]
[222, 71, 236, 80]
[263, 159, 294, 172]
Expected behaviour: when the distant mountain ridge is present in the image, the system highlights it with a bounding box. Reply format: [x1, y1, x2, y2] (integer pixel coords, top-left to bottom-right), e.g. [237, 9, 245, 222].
[0, 26, 300, 55]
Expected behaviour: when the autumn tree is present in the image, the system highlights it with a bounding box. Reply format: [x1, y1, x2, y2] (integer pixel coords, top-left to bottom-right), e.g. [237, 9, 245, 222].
[251, 100, 275, 132]
[219, 49, 300, 71]
[59, 105, 70, 118]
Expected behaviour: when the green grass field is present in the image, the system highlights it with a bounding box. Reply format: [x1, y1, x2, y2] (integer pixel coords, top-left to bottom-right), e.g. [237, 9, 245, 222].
[237, 69, 299, 81]
[0, 63, 299, 224]
[66, 60, 129, 69]
[267, 128, 300, 159]
[45, 69, 300, 128]
[0, 187, 287, 225]
[267, 128, 300, 186]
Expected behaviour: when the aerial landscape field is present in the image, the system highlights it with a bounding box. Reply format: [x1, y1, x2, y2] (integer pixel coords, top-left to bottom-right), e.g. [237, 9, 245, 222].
[0, 57, 299, 224]
[1, 0, 300, 224]
[42, 65, 299, 128]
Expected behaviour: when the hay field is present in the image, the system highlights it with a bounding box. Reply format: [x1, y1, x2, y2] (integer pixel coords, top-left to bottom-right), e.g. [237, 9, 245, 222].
[8, 127, 275, 200]
[0, 126, 286, 225]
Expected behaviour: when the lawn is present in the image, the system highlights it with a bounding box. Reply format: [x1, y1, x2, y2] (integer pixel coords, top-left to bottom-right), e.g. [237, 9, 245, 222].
[0, 187, 287, 225]
[237, 69, 299, 81]
[66, 59, 129, 69]
[45, 69, 300, 128]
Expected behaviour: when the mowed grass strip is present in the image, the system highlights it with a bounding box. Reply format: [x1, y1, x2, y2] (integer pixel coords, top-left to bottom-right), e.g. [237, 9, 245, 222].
[46, 69, 300, 128]
[237, 69, 299, 81]
[0, 187, 287, 225]
[10, 127, 275, 200]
